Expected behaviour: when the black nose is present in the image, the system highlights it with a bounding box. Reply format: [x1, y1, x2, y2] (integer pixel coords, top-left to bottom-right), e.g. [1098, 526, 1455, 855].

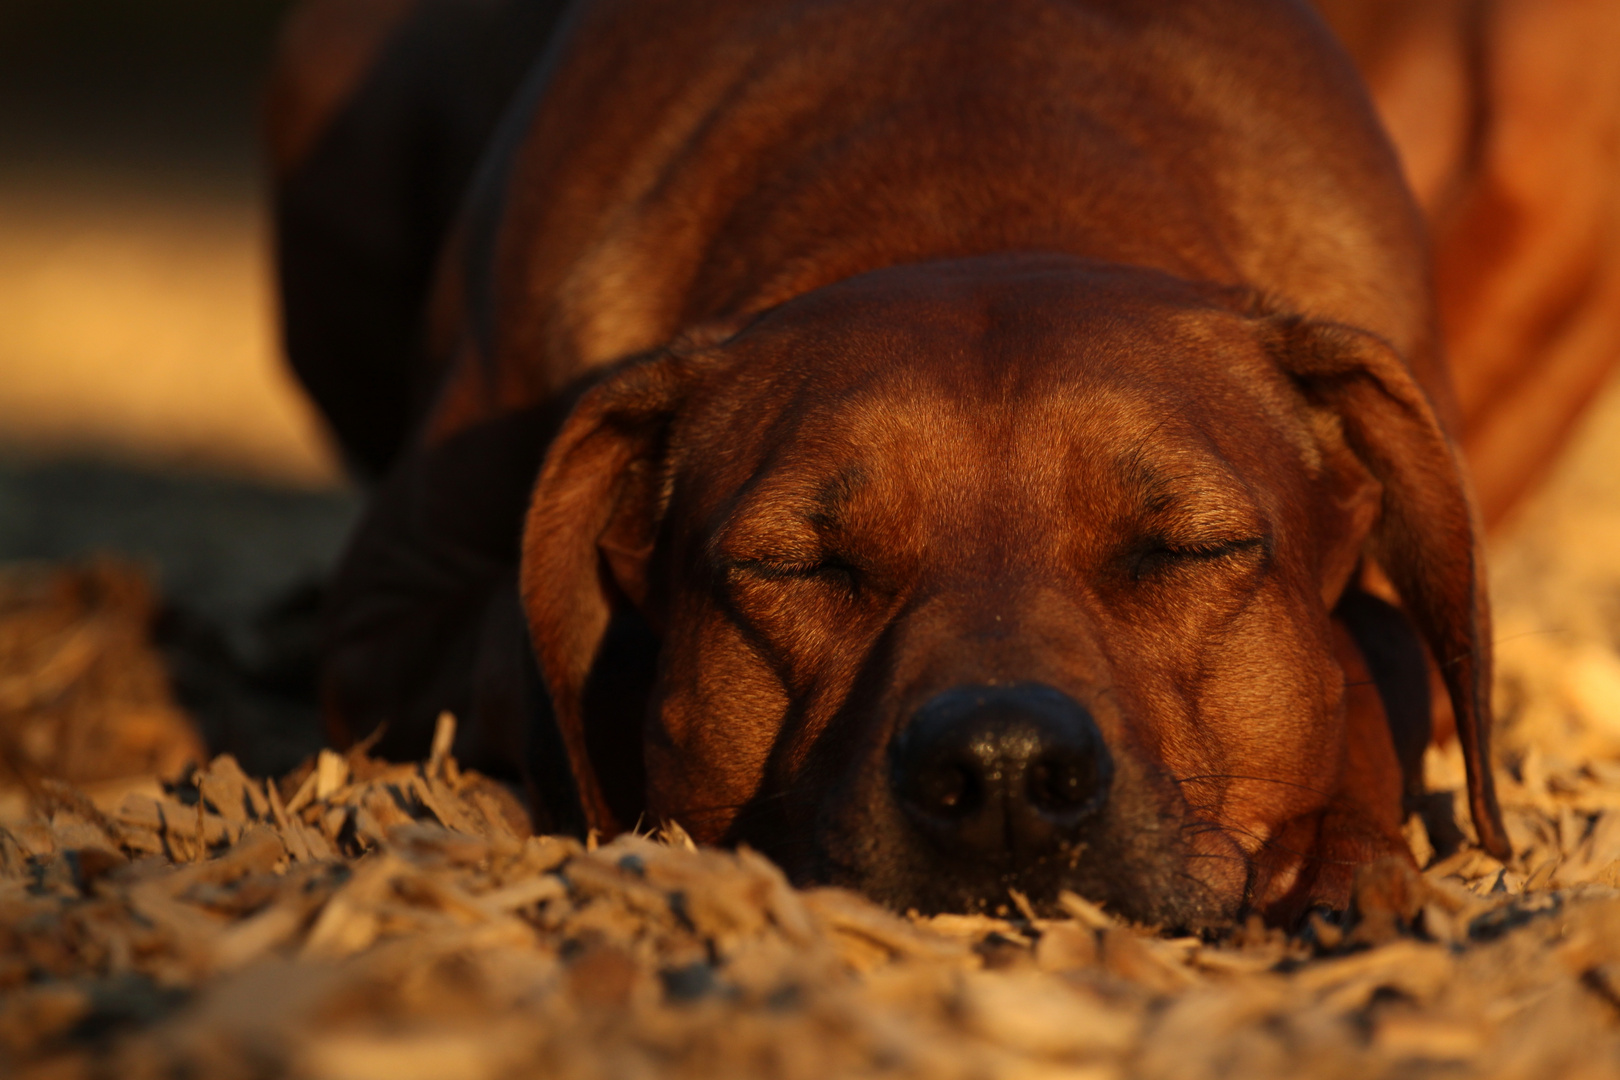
[890, 684, 1112, 861]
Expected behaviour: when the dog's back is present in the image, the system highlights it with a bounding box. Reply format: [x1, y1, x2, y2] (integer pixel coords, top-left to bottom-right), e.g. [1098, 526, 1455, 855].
[1318, 0, 1620, 524]
[420, 0, 1436, 440]
[272, 0, 1440, 462]
[272, 0, 1620, 520]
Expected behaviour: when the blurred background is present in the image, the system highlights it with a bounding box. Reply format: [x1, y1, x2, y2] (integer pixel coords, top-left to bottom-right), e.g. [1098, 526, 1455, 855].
[0, 0, 336, 483]
[0, 0, 358, 776]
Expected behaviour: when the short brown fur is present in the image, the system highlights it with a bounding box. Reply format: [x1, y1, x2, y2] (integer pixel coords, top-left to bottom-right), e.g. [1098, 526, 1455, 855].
[276, 0, 1533, 925]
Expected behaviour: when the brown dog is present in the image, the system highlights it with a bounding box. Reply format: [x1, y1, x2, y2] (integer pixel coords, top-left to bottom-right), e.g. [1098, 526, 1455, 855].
[271, 0, 1514, 927]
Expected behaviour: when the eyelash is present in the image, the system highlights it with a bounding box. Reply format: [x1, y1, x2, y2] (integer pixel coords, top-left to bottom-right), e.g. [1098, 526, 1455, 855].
[1131, 536, 1267, 580]
[729, 556, 862, 591]
[726, 538, 1266, 590]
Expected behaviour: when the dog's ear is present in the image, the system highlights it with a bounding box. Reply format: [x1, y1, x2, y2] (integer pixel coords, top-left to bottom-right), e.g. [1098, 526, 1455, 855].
[1266, 317, 1511, 860]
[519, 347, 706, 835]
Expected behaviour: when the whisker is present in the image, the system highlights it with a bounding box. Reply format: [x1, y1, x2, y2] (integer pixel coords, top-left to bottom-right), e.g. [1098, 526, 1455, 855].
[1432, 626, 1571, 672]
[1183, 816, 1370, 867]
[662, 788, 802, 824]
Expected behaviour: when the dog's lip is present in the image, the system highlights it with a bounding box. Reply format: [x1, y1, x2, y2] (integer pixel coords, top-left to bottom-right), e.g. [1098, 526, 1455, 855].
[745, 725, 1249, 927]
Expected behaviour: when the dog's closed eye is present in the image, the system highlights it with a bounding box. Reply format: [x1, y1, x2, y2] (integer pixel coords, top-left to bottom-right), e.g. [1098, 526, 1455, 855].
[1128, 535, 1269, 581]
[727, 554, 863, 590]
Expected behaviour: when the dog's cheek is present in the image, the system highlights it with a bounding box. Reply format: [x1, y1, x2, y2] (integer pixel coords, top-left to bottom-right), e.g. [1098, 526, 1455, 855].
[1098, 580, 1342, 838]
[723, 578, 862, 688]
[1185, 595, 1345, 847]
[1099, 551, 1274, 666]
[1088, 576, 1274, 734]
[643, 612, 792, 843]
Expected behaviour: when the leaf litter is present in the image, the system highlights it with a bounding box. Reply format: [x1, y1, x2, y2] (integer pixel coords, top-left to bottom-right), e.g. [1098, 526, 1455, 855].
[5, 520, 1620, 1080]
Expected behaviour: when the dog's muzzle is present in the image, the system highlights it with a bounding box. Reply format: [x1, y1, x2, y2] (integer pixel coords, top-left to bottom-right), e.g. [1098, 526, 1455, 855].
[889, 683, 1113, 864]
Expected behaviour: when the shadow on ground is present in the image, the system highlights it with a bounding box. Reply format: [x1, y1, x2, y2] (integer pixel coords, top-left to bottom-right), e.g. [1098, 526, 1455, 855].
[0, 456, 359, 775]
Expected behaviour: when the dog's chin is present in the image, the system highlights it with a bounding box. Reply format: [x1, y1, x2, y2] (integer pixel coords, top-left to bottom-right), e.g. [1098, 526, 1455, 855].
[761, 793, 1251, 934]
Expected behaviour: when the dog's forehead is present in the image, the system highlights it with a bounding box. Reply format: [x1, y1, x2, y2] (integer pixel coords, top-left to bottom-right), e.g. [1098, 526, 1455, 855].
[707, 262, 1286, 452]
[711, 258, 1277, 415]
[683, 260, 1304, 546]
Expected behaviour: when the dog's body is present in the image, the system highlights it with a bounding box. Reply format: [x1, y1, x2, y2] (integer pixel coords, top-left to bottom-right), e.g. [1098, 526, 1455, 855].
[1319, 0, 1620, 528]
[271, 0, 1531, 926]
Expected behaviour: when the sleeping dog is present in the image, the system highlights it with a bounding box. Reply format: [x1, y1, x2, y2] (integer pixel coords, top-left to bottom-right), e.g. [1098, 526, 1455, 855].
[270, 0, 1513, 928]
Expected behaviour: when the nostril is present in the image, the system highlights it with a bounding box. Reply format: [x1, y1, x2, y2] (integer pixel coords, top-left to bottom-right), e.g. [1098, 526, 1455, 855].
[903, 759, 983, 819]
[1028, 751, 1105, 817]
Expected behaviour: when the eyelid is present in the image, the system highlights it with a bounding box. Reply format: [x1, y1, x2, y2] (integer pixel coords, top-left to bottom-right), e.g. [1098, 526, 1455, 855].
[1163, 536, 1267, 558]
[726, 552, 860, 579]
[711, 527, 821, 568]
[726, 557, 823, 579]
[1130, 534, 1269, 580]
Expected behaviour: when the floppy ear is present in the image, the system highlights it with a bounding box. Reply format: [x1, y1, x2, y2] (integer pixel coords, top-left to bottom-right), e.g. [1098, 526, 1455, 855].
[1267, 317, 1511, 860]
[519, 349, 697, 835]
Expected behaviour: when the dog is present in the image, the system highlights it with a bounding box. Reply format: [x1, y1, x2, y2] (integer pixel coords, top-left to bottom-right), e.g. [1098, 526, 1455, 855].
[269, 0, 1521, 928]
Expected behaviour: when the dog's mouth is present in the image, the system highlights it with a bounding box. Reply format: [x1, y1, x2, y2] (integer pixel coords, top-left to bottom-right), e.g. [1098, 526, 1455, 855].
[786, 783, 1249, 931]
[729, 682, 1252, 931]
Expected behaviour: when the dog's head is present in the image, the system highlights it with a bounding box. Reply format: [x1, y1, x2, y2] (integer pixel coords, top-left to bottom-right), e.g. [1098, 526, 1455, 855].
[520, 254, 1506, 928]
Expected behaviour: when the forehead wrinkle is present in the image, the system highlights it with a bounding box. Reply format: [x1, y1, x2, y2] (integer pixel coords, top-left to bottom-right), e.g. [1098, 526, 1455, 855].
[1116, 433, 1265, 538]
[801, 463, 867, 536]
[790, 380, 1051, 549]
[1137, 308, 1325, 480]
[1057, 379, 1265, 538]
[721, 350, 1144, 563]
[712, 384, 958, 554]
